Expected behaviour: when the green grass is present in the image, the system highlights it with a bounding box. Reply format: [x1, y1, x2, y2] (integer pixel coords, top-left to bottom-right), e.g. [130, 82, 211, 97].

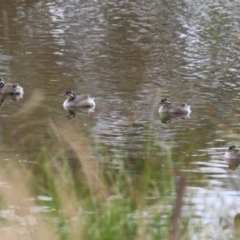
[0, 90, 207, 240]
[2, 92, 240, 240]
[0, 114, 182, 240]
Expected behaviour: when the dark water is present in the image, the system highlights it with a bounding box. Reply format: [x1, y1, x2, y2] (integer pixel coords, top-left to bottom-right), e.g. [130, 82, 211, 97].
[1, 0, 240, 238]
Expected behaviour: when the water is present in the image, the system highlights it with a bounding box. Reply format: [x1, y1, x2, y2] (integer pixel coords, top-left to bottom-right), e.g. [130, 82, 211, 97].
[1, 0, 240, 238]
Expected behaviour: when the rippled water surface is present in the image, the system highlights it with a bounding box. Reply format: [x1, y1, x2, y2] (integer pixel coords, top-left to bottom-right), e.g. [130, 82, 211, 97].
[1, 0, 240, 238]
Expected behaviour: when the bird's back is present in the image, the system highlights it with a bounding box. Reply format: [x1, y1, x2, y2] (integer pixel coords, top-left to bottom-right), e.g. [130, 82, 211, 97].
[168, 102, 191, 114]
[75, 94, 89, 103]
[75, 94, 95, 107]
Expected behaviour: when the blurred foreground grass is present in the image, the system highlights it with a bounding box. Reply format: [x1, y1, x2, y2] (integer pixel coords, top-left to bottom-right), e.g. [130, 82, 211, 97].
[0, 129, 181, 239]
[0, 90, 188, 240]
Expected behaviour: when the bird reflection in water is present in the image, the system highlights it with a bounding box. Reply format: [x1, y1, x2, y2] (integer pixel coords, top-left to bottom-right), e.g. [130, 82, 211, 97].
[63, 105, 95, 118]
[159, 112, 191, 124]
[225, 157, 240, 170]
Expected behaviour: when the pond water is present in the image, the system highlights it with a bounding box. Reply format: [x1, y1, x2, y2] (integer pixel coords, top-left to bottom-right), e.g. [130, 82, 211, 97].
[1, 0, 240, 238]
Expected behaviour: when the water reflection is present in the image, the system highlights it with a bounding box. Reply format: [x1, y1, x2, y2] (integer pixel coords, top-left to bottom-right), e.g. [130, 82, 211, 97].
[225, 158, 240, 170]
[159, 112, 191, 124]
[63, 105, 95, 118]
